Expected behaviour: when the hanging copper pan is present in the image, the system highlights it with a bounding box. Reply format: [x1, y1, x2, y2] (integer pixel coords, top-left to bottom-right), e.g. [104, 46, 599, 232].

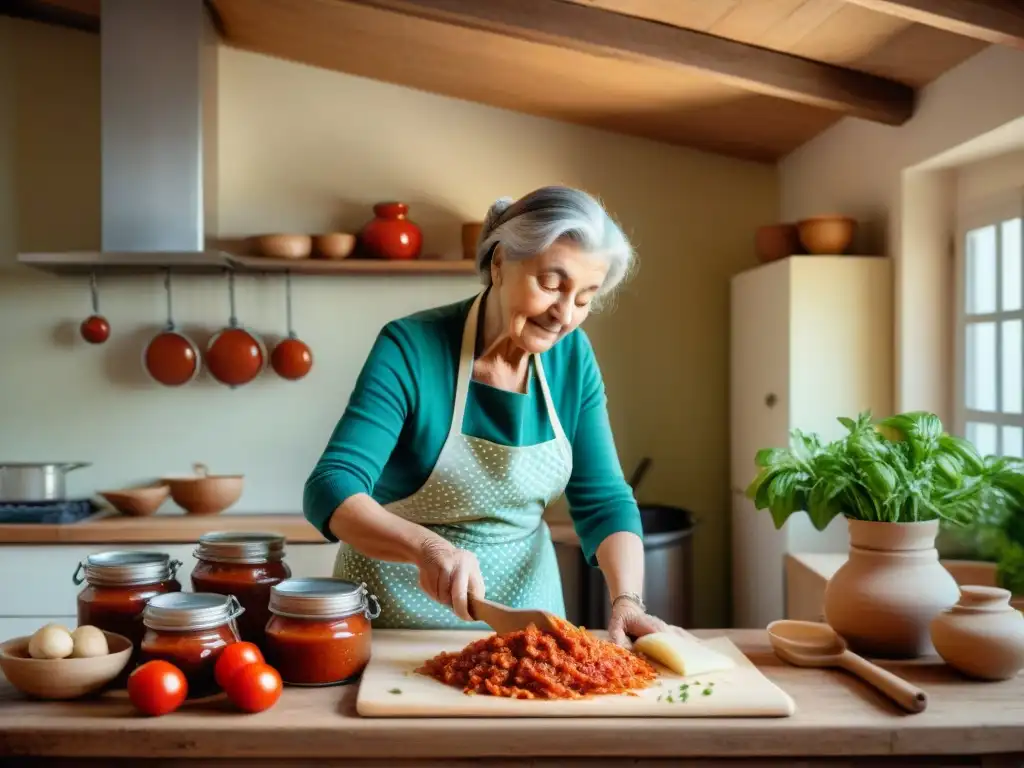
[143, 269, 201, 387]
[206, 270, 266, 388]
[270, 271, 313, 381]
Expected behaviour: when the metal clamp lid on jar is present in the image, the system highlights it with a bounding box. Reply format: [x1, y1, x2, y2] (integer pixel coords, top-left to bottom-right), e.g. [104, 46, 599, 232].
[143, 592, 245, 632]
[72, 551, 183, 587]
[269, 577, 382, 620]
[193, 531, 287, 565]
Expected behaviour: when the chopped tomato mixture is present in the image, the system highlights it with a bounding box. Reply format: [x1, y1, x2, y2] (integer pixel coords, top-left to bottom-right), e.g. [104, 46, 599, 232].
[417, 617, 657, 699]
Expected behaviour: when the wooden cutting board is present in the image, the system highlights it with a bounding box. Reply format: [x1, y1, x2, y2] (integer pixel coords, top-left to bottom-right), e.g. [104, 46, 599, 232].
[356, 629, 796, 718]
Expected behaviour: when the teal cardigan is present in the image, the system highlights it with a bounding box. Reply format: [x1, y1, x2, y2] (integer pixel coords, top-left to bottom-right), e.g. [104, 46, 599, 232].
[302, 294, 642, 565]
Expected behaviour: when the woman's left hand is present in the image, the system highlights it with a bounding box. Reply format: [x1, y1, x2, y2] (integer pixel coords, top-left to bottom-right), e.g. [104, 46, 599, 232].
[607, 597, 697, 649]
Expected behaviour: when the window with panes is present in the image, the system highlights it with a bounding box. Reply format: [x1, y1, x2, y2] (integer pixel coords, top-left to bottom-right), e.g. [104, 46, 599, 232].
[955, 193, 1024, 458]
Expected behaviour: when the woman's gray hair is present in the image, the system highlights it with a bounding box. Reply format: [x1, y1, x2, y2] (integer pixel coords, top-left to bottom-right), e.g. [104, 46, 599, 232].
[475, 186, 635, 298]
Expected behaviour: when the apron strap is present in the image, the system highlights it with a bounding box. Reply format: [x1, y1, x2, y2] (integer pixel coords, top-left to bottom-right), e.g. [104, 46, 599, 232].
[448, 292, 484, 443]
[533, 353, 569, 450]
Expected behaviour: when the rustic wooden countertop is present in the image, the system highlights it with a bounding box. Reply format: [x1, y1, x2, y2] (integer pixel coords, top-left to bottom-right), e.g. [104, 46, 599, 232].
[0, 511, 325, 544]
[2, 629, 1022, 765]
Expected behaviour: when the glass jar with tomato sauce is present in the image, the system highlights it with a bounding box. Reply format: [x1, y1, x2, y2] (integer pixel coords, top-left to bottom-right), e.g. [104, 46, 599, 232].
[140, 592, 243, 698]
[265, 577, 381, 686]
[74, 551, 183, 653]
[190, 531, 291, 649]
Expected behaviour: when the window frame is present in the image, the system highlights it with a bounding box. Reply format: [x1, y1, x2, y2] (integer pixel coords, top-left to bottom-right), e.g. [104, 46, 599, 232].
[953, 188, 1024, 457]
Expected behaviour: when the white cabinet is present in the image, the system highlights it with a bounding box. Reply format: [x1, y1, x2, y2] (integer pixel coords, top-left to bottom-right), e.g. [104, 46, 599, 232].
[0, 542, 339, 631]
[729, 256, 893, 628]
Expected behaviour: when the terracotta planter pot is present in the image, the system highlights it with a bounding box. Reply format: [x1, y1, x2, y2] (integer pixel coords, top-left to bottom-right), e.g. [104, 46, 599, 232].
[823, 518, 960, 659]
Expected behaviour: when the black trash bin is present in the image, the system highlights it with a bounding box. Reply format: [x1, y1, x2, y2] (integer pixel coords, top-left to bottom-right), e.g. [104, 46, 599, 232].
[554, 503, 696, 630]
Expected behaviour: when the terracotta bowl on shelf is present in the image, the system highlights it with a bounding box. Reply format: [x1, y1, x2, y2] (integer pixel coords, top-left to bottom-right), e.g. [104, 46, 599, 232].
[98, 484, 170, 517]
[797, 216, 857, 255]
[0, 630, 132, 700]
[250, 234, 312, 260]
[162, 462, 244, 516]
[312, 233, 356, 260]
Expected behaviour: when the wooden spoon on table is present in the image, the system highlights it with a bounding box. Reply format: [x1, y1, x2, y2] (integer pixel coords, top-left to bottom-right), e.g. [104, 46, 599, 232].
[767, 619, 928, 714]
[468, 595, 561, 634]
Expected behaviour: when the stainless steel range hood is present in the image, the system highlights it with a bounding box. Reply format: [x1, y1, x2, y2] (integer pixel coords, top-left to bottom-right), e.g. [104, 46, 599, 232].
[19, 0, 226, 274]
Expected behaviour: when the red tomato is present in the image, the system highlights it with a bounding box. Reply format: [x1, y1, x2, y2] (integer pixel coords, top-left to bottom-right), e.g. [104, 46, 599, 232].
[214, 641, 264, 690]
[127, 660, 188, 716]
[224, 662, 282, 713]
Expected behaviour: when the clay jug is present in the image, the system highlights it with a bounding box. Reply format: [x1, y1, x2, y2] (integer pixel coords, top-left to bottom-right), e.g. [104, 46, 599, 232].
[360, 202, 422, 260]
[823, 519, 959, 659]
[930, 585, 1024, 681]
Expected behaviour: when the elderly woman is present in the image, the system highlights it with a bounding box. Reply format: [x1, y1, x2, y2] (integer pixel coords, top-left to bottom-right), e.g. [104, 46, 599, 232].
[303, 185, 681, 647]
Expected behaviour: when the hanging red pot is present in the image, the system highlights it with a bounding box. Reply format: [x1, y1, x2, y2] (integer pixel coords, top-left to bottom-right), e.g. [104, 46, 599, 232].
[80, 273, 111, 344]
[271, 272, 313, 381]
[359, 201, 422, 260]
[206, 270, 266, 388]
[143, 269, 201, 387]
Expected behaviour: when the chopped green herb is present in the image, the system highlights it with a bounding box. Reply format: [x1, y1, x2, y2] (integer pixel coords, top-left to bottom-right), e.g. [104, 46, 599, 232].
[708, 681, 715, 686]
[702, 688, 713, 696]
[666, 693, 674, 703]
[388, 688, 402, 695]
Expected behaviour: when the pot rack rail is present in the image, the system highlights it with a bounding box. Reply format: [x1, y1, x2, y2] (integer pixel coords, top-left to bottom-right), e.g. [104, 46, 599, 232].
[16, 250, 478, 277]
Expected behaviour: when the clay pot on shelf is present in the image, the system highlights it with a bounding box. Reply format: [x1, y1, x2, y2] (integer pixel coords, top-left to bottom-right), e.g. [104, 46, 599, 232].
[823, 518, 960, 659]
[797, 215, 857, 255]
[359, 202, 422, 260]
[755, 223, 803, 263]
[930, 585, 1024, 681]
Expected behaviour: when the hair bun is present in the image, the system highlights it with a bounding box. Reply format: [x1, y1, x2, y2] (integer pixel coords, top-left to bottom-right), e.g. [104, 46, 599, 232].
[481, 196, 514, 238]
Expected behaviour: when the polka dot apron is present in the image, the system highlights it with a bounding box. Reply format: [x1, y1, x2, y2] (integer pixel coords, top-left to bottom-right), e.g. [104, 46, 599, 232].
[332, 291, 573, 629]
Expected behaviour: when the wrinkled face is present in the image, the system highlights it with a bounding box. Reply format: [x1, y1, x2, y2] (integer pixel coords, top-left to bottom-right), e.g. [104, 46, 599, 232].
[491, 240, 610, 354]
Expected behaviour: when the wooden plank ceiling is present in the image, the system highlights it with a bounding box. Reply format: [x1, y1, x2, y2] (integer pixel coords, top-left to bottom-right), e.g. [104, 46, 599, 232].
[16, 0, 1024, 162]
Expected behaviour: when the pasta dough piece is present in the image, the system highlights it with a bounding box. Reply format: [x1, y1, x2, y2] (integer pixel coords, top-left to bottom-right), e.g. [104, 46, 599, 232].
[634, 632, 736, 676]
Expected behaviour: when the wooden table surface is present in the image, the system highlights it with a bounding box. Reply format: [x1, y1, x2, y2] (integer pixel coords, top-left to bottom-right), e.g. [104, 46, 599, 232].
[0, 511, 324, 544]
[2, 629, 1022, 765]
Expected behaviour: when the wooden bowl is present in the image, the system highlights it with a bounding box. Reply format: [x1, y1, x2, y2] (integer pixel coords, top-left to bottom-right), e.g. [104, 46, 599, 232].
[250, 234, 312, 260]
[312, 233, 356, 260]
[162, 462, 243, 516]
[0, 630, 132, 700]
[98, 484, 170, 517]
[796, 216, 857, 255]
[755, 223, 802, 263]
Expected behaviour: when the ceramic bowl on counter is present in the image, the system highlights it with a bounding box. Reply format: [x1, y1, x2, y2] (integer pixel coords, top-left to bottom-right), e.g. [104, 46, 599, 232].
[162, 463, 244, 516]
[0, 629, 133, 700]
[98, 484, 170, 517]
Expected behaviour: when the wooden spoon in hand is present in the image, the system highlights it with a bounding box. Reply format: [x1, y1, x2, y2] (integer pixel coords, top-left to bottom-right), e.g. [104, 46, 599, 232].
[468, 595, 561, 634]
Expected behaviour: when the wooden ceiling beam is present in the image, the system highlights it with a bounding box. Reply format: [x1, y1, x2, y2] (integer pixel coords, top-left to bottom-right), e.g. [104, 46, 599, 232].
[845, 0, 1024, 50]
[342, 0, 916, 126]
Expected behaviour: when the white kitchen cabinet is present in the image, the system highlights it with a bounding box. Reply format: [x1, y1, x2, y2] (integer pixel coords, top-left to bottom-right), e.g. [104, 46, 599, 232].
[729, 256, 893, 629]
[0, 542, 339, 628]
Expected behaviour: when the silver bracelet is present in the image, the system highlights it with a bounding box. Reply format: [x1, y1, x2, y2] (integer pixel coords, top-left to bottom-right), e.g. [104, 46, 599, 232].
[612, 591, 646, 613]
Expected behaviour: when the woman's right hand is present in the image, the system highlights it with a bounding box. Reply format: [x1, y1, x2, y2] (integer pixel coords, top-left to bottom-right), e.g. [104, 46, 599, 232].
[414, 536, 485, 622]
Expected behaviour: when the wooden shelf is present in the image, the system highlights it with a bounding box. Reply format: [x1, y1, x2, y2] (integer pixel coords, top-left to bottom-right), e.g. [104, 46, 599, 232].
[17, 250, 479, 277]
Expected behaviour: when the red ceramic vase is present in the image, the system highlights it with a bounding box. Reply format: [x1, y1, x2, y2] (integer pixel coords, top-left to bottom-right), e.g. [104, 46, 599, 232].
[360, 202, 422, 260]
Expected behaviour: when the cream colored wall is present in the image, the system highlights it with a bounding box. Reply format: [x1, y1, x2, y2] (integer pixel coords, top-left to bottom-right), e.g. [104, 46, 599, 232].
[0, 18, 777, 628]
[779, 44, 1024, 426]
